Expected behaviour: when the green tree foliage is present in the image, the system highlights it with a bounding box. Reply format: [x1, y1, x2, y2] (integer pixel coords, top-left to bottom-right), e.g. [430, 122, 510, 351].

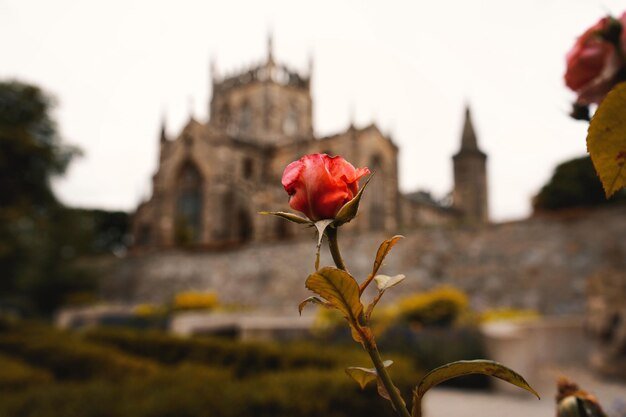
[0, 81, 96, 315]
[533, 156, 626, 211]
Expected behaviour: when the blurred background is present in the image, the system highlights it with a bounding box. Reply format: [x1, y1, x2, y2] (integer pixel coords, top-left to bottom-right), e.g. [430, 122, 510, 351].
[0, 1, 625, 416]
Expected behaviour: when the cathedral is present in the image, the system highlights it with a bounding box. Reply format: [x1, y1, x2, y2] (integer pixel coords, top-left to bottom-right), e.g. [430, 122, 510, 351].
[132, 39, 488, 249]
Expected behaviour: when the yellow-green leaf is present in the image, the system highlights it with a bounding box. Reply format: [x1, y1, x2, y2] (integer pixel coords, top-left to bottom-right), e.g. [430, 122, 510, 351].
[345, 360, 394, 389]
[372, 235, 404, 277]
[333, 176, 372, 226]
[345, 366, 377, 389]
[415, 360, 540, 400]
[305, 267, 364, 339]
[297, 296, 330, 315]
[587, 82, 626, 197]
[259, 211, 311, 224]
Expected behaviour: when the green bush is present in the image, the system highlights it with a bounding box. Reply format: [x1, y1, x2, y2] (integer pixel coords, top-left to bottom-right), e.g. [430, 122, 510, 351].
[533, 155, 626, 211]
[378, 325, 489, 389]
[0, 353, 52, 390]
[0, 323, 156, 380]
[85, 327, 374, 376]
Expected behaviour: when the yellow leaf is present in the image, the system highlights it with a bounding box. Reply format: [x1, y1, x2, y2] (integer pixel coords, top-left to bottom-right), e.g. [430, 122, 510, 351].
[587, 82, 626, 198]
[372, 235, 404, 277]
[305, 267, 364, 341]
[297, 296, 330, 315]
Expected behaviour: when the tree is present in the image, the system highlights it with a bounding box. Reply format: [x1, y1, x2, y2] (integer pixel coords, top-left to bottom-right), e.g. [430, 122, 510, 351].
[0, 80, 90, 315]
[533, 156, 626, 211]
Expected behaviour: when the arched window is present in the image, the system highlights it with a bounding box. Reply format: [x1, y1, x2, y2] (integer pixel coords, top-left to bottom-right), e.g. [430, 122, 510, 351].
[237, 208, 253, 242]
[282, 104, 299, 136]
[243, 157, 254, 180]
[175, 162, 203, 245]
[240, 101, 252, 133]
[369, 154, 385, 231]
[136, 224, 152, 246]
[275, 218, 291, 240]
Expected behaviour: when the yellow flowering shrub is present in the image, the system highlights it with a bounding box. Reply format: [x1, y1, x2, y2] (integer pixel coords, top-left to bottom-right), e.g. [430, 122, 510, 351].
[133, 304, 167, 317]
[479, 308, 540, 323]
[172, 291, 219, 311]
[396, 286, 469, 327]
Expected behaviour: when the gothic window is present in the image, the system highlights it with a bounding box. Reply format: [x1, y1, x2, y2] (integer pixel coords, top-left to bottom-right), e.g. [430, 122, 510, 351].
[369, 154, 385, 231]
[218, 104, 230, 128]
[175, 161, 203, 245]
[240, 101, 252, 133]
[237, 208, 253, 242]
[276, 218, 291, 240]
[282, 104, 299, 136]
[136, 224, 152, 246]
[243, 157, 254, 180]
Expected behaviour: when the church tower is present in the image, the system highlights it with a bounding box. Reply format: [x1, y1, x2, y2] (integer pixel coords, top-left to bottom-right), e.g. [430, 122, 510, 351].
[208, 34, 313, 145]
[453, 106, 489, 224]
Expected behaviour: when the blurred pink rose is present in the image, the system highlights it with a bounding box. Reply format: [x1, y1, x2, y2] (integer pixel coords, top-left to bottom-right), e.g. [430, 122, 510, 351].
[565, 15, 625, 105]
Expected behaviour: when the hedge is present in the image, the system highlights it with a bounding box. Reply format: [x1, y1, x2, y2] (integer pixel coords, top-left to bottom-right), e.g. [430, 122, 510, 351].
[0, 322, 156, 380]
[84, 327, 378, 376]
[0, 365, 414, 417]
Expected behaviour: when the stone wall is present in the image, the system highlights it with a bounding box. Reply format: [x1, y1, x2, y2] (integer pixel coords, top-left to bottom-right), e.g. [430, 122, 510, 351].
[103, 205, 626, 315]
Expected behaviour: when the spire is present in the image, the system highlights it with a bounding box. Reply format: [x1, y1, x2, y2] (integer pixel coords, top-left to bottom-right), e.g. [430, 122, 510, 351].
[307, 51, 314, 77]
[210, 55, 218, 82]
[187, 96, 195, 120]
[267, 32, 274, 64]
[348, 103, 356, 130]
[459, 105, 479, 152]
[159, 113, 167, 143]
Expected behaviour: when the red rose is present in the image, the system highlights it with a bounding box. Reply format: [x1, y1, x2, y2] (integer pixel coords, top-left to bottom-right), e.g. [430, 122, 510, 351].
[282, 154, 370, 221]
[565, 16, 624, 105]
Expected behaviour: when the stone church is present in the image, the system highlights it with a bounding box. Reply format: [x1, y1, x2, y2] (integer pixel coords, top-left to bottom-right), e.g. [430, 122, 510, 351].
[132, 39, 488, 249]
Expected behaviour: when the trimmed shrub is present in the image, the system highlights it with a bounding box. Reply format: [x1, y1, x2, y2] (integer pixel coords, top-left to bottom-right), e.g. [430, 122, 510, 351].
[85, 327, 375, 376]
[0, 323, 156, 380]
[0, 353, 52, 390]
[0, 365, 414, 417]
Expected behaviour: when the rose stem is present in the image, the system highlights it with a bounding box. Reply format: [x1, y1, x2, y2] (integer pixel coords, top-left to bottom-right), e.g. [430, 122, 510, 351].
[326, 227, 412, 417]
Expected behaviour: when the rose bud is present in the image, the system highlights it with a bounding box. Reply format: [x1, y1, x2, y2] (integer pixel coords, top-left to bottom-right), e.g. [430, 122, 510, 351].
[281, 153, 370, 221]
[564, 15, 624, 106]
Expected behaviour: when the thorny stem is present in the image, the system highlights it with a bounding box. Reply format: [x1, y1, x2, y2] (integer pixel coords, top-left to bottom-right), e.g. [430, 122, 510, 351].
[326, 227, 413, 417]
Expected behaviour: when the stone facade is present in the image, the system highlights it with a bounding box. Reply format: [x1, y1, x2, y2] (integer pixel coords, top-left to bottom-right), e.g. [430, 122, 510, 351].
[587, 268, 626, 378]
[109, 206, 626, 316]
[132, 38, 488, 249]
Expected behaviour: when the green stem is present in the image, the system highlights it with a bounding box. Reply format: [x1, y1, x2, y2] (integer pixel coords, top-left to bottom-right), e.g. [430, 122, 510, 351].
[362, 336, 413, 417]
[326, 227, 348, 272]
[326, 227, 412, 417]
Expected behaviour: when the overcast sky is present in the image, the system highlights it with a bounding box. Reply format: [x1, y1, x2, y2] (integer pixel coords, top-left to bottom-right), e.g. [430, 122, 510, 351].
[1, 0, 623, 221]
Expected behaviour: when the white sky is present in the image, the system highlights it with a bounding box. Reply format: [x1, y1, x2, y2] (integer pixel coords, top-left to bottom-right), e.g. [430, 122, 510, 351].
[1, 0, 623, 221]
